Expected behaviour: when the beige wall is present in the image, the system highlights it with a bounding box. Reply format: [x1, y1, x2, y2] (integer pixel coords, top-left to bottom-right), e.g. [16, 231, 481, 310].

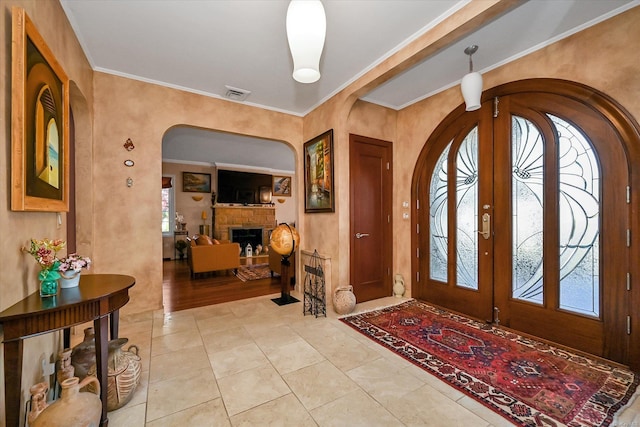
[2, 0, 640, 420]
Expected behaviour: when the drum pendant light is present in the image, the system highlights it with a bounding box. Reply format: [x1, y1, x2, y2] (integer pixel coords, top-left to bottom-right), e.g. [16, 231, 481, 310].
[286, 0, 326, 84]
[460, 45, 483, 111]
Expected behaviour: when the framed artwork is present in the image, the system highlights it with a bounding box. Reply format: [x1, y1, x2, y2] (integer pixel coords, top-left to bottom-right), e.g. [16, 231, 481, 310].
[182, 172, 211, 193]
[11, 7, 70, 212]
[272, 175, 292, 197]
[304, 129, 334, 213]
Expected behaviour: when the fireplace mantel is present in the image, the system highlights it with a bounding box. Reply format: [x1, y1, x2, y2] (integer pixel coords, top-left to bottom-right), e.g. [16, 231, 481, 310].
[213, 206, 276, 246]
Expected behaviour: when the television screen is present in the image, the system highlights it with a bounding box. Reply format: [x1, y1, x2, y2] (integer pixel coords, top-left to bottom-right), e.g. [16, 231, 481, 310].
[217, 170, 272, 204]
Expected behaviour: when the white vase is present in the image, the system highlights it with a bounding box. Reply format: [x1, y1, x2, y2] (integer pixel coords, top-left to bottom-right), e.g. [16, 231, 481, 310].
[60, 271, 81, 289]
[393, 274, 405, 298]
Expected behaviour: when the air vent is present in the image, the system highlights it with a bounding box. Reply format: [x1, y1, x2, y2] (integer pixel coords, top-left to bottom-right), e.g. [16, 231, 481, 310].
[224, 85, 251, 101]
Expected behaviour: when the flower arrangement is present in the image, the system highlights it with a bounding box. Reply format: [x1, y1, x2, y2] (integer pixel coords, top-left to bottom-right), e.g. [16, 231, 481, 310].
[58, 253, 92, 275]
[23, 238, 66, 282]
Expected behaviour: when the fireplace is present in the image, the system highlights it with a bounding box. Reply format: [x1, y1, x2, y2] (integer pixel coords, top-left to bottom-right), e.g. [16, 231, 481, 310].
[230, 227, 263, 256]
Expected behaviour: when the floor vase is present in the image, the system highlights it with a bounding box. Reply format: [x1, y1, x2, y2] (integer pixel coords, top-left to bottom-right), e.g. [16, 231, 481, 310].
[31, 377, 101, 427]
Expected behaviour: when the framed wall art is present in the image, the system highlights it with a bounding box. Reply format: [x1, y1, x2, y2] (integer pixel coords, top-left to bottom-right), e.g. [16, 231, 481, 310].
[182, 172, 211, 193]
[11, 7, 70, 212]
[272, 175, 292, 197]
[304, 129, 334, 213]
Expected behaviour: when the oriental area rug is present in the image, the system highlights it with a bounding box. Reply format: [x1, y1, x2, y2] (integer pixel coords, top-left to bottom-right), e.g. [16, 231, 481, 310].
[340, 300, 639, 427]
[235, 263, 273, 282]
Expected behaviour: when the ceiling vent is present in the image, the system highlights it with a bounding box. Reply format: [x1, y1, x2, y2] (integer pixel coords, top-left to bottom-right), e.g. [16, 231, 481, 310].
[224, 85, 251, 102]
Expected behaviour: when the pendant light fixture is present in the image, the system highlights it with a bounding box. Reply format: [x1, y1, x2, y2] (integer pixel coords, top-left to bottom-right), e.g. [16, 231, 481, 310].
[286, 0, 326, 84]
[460, 45, 483, 111]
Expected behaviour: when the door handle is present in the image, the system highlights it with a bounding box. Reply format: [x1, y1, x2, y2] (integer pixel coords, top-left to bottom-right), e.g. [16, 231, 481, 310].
[355, 233, 370, 239]
[478, 213, 490, 240]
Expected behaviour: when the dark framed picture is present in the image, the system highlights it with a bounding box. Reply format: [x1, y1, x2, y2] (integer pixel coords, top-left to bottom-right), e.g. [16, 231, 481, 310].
[273, 175, 292, 197]
[304, 129, 334, 213]
[11, 7, 70, 212]
[183, 172, 211, 193]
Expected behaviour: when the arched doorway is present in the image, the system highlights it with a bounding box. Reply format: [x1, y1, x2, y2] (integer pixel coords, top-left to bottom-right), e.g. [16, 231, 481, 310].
[412, 79, 640, 366]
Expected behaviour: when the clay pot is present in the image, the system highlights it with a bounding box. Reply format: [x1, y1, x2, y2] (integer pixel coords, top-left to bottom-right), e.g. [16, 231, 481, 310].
[31, 377, 101, 427]
[71, 327, 95, 380]
[393, 274, 405, 298]
[333, 285, 356, 315]
[57, 348, 75, 385]
[86, 338, 141, 411]
[27, 382, 49, 425]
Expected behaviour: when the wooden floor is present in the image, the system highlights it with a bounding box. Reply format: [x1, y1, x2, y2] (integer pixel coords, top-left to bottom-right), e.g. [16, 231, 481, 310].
[162, 260, 282, 313]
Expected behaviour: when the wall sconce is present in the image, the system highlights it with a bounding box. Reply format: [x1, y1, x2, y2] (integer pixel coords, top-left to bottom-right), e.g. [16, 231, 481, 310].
[460, 45, 483, 111]
[286, 0, 326, 84]
[191, 195, 203, 202]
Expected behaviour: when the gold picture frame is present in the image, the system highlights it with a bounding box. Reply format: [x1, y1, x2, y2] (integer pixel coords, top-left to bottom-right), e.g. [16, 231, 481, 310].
[272, 175, 292, 197]
[304, 129, 334, 213]
[11, 7, 70, 212]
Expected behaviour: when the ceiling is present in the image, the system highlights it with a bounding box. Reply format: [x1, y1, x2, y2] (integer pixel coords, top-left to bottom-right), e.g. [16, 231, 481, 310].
[60, 0, 637, 170]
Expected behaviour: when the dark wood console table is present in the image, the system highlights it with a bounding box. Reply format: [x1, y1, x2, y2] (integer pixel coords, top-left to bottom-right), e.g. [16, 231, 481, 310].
[0, 274, 135, 427]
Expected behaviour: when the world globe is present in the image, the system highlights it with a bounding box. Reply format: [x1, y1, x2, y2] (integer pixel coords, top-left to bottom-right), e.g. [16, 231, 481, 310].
[270, 223, 300, 257]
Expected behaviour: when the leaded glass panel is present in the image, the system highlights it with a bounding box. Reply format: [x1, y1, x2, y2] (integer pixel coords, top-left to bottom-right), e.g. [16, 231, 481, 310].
[429, 143, 451, 282]
[456, 128, 478, 289]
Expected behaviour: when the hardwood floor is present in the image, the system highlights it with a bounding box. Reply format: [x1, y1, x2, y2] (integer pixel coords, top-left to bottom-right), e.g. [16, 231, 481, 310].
[162, 260, 282, 313]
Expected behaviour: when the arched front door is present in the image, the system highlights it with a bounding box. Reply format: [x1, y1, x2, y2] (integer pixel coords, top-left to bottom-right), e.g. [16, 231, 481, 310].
[414, 80, 634, 365]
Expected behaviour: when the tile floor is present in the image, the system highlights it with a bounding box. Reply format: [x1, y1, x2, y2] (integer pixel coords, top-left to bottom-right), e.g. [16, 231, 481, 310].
[71, 291, 640, 426]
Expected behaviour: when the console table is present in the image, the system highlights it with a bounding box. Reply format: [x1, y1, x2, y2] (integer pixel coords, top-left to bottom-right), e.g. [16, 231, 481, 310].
[0, 274, 136, 427]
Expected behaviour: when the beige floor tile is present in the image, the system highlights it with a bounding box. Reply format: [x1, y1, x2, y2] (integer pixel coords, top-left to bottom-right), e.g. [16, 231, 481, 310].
[263, 338, 326, 375]
[385, 383, 490, 427]
[149, 345, 210, 383]
[209, 342, 270, 379]
[283, 360, 359, 410]
[197, 312, 244, 334]
[146, 399, 230, 427]
[230, 393, 316, 427]
[309, 389, 403, 427]
[146, 367, 220, 422]
[218, 364, 291, 416]
[151, 329, 204, 356]
[456, 395, 518, 427]
[188, 303, 234, 321]
[201, 326, 254, 354]
[107, 402, 146, 427]
[313, 333, 381, 371]
[346, 358, 425, 406]
[152, 313, 197, 337]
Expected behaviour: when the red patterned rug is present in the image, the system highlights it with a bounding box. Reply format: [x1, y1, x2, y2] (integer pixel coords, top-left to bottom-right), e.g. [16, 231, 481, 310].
[340, 300, 638, 426]
[235, 263, 273, 282]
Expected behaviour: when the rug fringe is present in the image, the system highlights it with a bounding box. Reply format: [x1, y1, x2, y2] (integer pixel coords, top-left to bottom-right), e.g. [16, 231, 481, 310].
[337, 298, 413, 319]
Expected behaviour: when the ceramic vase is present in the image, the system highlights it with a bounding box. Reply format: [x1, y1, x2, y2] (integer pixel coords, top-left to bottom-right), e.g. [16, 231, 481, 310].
[32, 377, 101, 427]
[59, 270, 81, 289]
[71, 327, 95, 380]
[393, 274, 405, 298]
[86, 337, 142, 411]
[57, 348, 75, 385]
[333, 285, 356, 315]
[27, 382, 49, 425]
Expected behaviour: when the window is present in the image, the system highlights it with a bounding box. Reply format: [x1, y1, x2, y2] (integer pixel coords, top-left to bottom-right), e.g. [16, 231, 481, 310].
[162, 175, 175, 235]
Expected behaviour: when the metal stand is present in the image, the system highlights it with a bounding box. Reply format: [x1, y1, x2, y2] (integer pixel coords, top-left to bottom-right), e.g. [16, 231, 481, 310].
[303, 250, 326, 317]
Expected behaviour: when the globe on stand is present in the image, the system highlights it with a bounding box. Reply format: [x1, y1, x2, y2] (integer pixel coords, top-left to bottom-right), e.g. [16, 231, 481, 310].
[269, 223, 300, 305]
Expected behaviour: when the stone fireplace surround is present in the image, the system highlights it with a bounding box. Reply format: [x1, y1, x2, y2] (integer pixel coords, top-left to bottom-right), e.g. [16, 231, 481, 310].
[213, 206, 276, 252]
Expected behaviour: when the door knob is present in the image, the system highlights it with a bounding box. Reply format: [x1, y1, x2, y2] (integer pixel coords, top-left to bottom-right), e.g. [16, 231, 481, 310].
[355, 233, 370, 239]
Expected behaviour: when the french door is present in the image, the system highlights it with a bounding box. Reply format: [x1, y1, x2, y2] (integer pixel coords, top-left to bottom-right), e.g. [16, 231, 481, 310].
[416, 87, 630, 363]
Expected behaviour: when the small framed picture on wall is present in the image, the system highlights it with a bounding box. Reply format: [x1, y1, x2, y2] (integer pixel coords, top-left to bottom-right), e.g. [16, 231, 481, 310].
[182, 172, 211, 193]
[273, 175, 292, 197]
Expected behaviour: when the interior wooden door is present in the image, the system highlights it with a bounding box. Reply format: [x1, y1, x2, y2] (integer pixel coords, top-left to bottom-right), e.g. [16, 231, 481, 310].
[417, 88, 630, 363]
[350, 134, 393, 302]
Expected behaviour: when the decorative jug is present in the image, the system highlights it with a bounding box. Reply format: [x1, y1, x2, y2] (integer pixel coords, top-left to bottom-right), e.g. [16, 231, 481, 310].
[31, 377, 101, 427]
[333, 285, 356, 315]
[71, 327, 95, 380]
[393, 274, 405, 298]
[86, 337, 141, 411]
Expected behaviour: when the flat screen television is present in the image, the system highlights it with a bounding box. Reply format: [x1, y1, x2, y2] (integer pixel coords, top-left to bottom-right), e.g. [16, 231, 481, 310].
[217, 170, 272, 204]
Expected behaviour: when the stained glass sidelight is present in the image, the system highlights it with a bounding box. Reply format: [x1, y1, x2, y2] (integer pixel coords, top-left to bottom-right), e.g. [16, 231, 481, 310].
[511, 116, 544, 303]
[551, 115, 600, 317]
[429, 143, 451, 282]
[456, 128, 479, 289]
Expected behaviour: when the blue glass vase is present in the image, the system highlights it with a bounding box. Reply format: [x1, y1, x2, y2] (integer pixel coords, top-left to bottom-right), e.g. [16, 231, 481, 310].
[39, 269, 59, 297]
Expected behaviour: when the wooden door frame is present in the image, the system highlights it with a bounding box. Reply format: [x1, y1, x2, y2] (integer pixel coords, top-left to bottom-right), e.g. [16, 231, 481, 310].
[349, 134, 393, 301]
[411, 78, 640, 369]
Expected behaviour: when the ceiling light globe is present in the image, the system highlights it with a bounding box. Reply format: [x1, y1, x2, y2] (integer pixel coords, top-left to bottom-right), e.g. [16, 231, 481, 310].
[286, 0, 326, 84]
